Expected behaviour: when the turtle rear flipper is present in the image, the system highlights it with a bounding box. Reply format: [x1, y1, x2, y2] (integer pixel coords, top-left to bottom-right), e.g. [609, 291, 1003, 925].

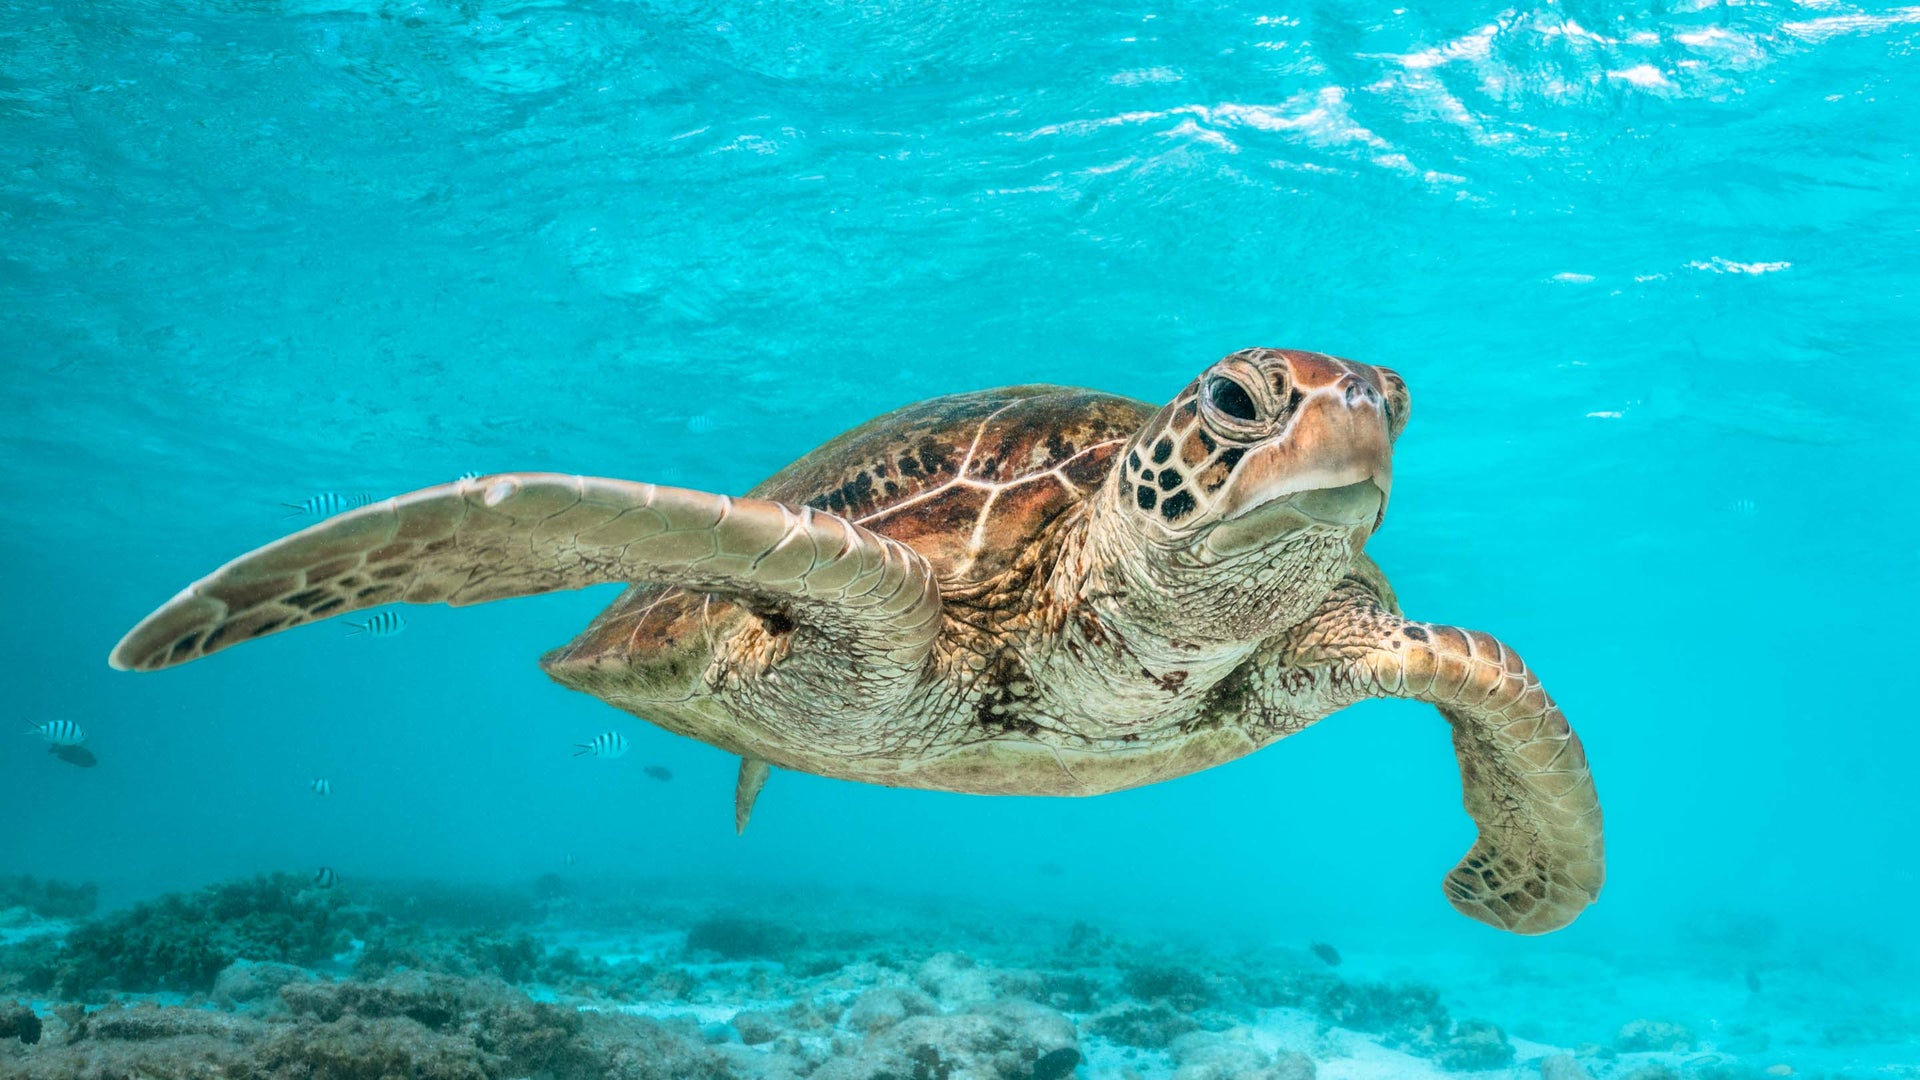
[109, 474, 943, 687]
[735, 756, 771, 834]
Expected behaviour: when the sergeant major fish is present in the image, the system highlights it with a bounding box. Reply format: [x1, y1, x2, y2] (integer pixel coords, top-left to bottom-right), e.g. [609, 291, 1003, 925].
[574, 731, 629, 759]
[283, 492, 374, 518]
[25, 720, 85, 746]
[346, 610, 405, 638]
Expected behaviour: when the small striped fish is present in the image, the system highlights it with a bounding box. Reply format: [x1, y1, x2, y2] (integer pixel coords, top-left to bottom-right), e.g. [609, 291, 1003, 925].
[311, 778, 332, 796]
[282, 492, 374, 518]
[25, 720, 86, 746]
[346, 610, 405, 638]
[313, 866, 339, 889]
[574, 730, 629, 759]
[458, 472, 483, 483]
[685, 412, 718, 434]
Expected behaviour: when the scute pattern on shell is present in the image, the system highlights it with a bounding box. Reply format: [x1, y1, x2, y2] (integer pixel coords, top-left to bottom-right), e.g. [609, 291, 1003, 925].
[545, 385, 1151, 671]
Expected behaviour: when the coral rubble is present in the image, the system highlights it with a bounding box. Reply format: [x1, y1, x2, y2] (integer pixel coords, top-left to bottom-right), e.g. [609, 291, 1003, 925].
[0, 876, 98, 921]
[7, 874, 355, 999]
[0, 873, 1894, 1078]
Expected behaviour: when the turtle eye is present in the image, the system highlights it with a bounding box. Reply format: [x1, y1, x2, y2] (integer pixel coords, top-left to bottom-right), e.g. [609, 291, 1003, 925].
[1205, 377, 1259, 422]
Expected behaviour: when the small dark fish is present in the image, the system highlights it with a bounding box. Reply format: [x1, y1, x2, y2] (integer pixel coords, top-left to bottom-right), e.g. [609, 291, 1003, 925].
[643, 765, 673, 782]
[1037, 862, 1065, 878]
[283, 492, 373, 518]
[50, 744, 97, 768]
[457, 472, 483, 483]
[346, 610, 405, 638]
[313, 866, 339, 889]
[311, 778, 332, 796]
[564, 852, 576, 867]
[1309, 942, 1342, 967]
[574, 731, 629, 759]
[1745, 968, 1763, 993]
[1032, 1047, 1081, 1080]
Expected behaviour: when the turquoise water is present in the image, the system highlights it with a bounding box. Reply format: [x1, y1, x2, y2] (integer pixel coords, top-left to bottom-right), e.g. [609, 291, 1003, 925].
[4, 0, 1918, 1074]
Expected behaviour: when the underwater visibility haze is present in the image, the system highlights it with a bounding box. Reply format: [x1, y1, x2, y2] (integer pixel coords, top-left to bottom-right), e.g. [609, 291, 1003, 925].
[3, 0, 1917, 1077]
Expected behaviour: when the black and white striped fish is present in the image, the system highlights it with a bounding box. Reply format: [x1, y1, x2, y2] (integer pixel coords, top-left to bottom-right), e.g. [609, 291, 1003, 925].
[313, 866, 339, 889]
[457, 472, 483, 483]
[573, 731, 629, 759]
[282, 492, 374, 518]
[25, 720, 86, 746]
[311, 778, 332, 796]
[346, 610, 405, 638]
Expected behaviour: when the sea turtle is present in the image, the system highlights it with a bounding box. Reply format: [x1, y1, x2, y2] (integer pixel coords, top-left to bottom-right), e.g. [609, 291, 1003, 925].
[110, 348, 1603, 933]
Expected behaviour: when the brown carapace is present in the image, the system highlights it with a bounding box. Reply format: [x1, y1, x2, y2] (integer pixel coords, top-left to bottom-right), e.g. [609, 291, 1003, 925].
[109, 348, 1602, 934]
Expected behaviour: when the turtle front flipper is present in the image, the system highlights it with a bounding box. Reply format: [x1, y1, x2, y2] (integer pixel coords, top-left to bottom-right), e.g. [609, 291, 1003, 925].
[110, 474, 943, 689]
[1284, 581, 1604, 934]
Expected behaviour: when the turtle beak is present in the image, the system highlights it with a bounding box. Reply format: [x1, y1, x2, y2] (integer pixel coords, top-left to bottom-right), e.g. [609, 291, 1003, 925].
[1204, 379, 1393, 556]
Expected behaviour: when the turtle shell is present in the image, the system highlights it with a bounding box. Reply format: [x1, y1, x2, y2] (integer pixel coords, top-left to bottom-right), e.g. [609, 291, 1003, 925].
[543, 385, 1148, 674]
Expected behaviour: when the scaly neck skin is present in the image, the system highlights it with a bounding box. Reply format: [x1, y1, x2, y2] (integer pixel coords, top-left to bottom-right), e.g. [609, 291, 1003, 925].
[1053, 470, 1363, 675]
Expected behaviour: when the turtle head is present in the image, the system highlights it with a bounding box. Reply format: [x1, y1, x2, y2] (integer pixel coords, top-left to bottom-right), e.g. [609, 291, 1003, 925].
[1096, 348, 1409, 641]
